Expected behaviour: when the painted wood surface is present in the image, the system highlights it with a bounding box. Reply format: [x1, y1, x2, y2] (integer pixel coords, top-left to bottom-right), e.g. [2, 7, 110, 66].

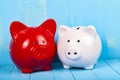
[0, 60, 120, 80]
[1, 1, 120, 79]
[0, 0, 120, 64]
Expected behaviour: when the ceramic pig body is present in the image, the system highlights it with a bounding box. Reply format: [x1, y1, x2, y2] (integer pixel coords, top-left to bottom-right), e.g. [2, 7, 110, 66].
[9, 19, 56, 73]
[58, 25, 102, 69]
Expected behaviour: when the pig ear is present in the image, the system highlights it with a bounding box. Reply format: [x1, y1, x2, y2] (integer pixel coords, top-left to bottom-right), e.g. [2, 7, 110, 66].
[58, 25, 70, 36]
[10, 21, 27, 40]
[39, 19, 56, 36]
[85, 25, 96, 37]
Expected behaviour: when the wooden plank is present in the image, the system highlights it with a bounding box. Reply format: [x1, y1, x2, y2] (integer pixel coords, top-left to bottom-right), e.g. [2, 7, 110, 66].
[0, 23, 2, 51]
[0, 65, 14, 80]
[70, 66, 98, 80]
[52, 63, 75, 80]
[1, 60, 120, 80]
[30, 67, 54, 80]
[9, 66, 30, 80]
[70, 0, 106, 26]
[17, 0, 46, 26]
[105, 59, 120, 74]
[92, 60, 120, 80]
[46, 0, 72, 26]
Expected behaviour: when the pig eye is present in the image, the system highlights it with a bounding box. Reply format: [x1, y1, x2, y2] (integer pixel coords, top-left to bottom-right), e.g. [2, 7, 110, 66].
[74, 52, 77, 55]
[68, 52, 71, 55]
[34, 41, 39, 45]
[76, 27, 80, 30]
[67, 40, 70, 43]
[77, 40, 80, 43]
[41, 40, 46, 44]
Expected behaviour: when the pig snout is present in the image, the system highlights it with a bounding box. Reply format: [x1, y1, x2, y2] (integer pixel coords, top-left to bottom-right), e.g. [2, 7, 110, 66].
[65, 46, 81, 60]
[31, 46, 49, 61]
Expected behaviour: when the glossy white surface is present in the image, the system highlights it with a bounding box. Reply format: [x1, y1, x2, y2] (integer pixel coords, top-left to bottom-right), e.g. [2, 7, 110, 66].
[57, 25, 102, 69]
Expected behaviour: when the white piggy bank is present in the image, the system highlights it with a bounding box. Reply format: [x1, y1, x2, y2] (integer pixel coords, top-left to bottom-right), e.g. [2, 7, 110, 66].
[57, 25, 102, 69]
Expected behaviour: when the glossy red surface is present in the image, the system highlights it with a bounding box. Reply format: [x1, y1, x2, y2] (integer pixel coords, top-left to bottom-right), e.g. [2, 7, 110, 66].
[9, 19, 56, 73]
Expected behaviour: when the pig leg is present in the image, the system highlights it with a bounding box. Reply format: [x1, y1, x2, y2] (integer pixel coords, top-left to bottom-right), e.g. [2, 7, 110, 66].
[42, 65, 51, 71]
[21, 68, 34, 73]
[84, 64, 94, 70]
[63, 64, 71, 69]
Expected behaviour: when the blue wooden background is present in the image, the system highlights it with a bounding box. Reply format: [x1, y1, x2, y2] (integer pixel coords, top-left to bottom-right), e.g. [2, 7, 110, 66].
[0, 0, 120, 65]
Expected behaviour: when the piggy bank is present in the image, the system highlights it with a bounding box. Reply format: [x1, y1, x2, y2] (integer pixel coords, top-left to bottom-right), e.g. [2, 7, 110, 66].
[9, 19, 56, 73]
[57, 25, 102, 69]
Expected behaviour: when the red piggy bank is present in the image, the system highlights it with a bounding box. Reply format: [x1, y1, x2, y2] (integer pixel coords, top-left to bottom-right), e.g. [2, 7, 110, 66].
[9, 19, 56, 73]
